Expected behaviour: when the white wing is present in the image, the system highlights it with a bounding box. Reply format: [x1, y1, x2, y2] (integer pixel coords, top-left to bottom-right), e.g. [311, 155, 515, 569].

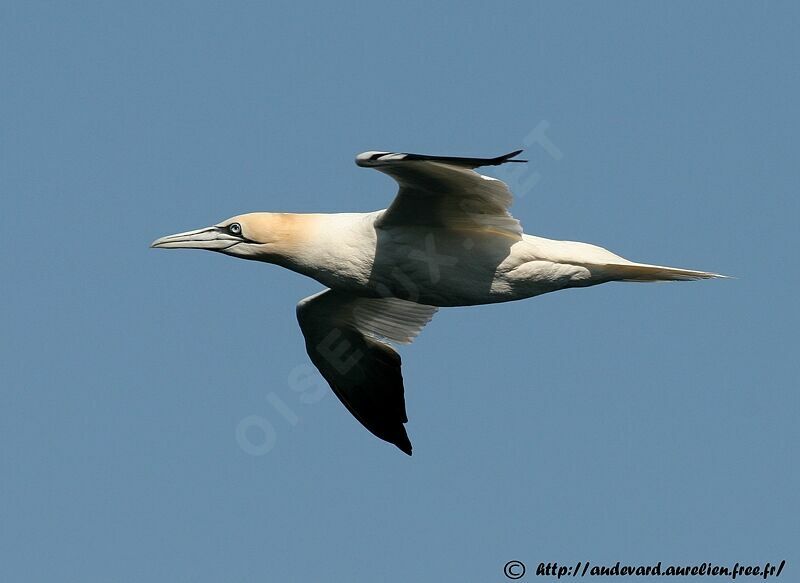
[356, 150, 527, 240]
[296, 289, 438, 455]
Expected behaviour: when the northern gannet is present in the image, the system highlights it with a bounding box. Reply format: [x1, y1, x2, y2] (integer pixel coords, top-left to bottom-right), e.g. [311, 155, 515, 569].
[152, 150, 723, 455]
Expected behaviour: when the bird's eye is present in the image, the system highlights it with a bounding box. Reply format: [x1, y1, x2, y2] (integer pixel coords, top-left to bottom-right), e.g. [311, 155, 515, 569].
[228, 223, 242, 235]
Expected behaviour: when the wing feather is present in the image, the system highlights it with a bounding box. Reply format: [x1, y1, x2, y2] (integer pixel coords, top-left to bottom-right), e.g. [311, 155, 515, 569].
[296, 290, 438, 455]
[356, 150, 526, 240]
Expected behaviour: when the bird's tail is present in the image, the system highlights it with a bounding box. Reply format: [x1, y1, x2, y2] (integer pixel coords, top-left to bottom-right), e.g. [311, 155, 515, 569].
[603, 262, 728, 282]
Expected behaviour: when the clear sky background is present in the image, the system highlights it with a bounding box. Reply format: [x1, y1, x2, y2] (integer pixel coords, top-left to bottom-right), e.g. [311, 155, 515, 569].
[2, 2, 798, 582]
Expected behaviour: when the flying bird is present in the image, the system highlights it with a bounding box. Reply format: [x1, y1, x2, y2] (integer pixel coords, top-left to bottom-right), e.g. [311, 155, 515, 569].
[151, 149, 723, 455]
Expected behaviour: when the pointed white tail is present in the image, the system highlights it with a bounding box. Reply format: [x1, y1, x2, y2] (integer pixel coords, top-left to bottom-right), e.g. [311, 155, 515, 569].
[604, 262, 728, 282]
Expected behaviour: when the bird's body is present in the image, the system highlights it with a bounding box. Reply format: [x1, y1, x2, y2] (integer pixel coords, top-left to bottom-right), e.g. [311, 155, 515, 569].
[153, 149, 723, 455]
[213, 210, 705, 307]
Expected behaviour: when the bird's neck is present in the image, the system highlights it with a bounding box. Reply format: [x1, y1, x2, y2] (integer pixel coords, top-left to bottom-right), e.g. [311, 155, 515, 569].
[250, 212, 378, 287]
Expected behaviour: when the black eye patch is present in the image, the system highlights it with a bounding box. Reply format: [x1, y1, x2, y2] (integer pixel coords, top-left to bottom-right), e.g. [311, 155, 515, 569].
[216, 224, 256, 243]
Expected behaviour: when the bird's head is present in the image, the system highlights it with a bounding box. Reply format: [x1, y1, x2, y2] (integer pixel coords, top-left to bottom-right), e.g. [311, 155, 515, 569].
[150, 213, 284, 261]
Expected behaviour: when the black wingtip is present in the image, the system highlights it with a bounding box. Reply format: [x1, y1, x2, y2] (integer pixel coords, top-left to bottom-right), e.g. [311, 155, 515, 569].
[373, 150, 528, 169]
[494, 149, 527, 164]
[393, 430, 413, 455]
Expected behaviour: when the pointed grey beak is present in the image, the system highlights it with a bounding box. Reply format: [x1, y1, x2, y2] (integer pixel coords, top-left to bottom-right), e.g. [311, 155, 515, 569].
[150, 226, 240, 250]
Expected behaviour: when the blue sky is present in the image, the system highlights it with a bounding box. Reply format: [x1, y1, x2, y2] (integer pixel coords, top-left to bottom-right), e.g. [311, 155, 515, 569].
[2, 2, 798, 581]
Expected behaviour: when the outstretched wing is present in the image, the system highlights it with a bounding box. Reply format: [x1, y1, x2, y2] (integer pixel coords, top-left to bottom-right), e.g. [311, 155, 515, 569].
[296, 289, 438, 455]
[356, 150, 527, 240]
